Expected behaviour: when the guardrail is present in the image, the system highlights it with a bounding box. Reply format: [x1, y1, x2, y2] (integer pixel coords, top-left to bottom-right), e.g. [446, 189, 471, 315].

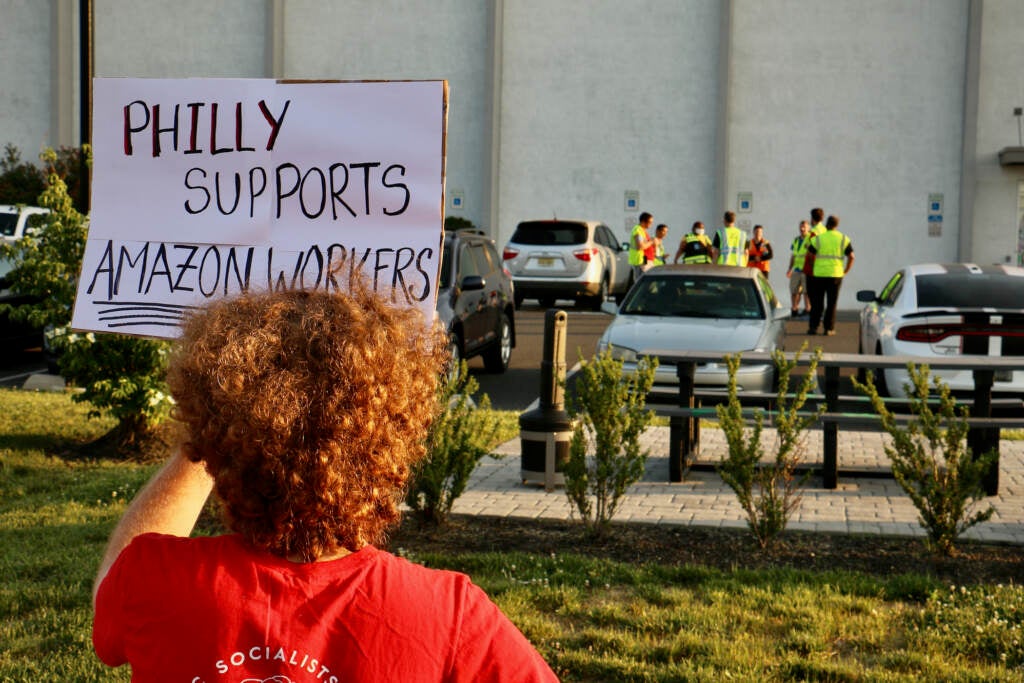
[653, 351, 1024, 495]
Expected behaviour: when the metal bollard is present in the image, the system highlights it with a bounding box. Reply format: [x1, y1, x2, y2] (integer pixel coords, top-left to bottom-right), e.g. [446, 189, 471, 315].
[519, 309, 574, 491]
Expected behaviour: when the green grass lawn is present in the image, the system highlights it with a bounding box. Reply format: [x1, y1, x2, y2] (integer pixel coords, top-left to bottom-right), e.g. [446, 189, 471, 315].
[1, 388, 1021, 681]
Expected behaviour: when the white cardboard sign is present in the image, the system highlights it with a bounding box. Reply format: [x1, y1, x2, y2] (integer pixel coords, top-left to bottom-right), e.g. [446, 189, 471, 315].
[72, 78, 447, 338]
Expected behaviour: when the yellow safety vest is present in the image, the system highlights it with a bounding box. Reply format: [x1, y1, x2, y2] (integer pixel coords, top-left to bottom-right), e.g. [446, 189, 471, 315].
[790, 235, 810, 271]
[810, 230, 850, 277]
[629, 224, 648, 266]
[682, 234, 712, 264]
[715, 226, 748, 266]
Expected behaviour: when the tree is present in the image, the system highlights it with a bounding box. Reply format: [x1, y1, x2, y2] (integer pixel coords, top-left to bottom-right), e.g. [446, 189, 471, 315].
[0, 145, 46, 207]
[0, 147, 173, 453]
[0, 144, 89, 214]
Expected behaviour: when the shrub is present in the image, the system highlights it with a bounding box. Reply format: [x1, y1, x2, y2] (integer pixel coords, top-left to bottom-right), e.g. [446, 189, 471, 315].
[852, 364, 995, 556]
[563, 348, 657, 538]
[443, 215, 476, 232]
[51, 331, 173, 449]
[406, 360, 502, 525]
[716, 346, 823, 548]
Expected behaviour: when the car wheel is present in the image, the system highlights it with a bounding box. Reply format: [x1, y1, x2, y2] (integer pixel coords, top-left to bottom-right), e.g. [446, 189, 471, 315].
[874, 343, 889, 397]
[539, 296, 556, 309]
[588, 277, 609, 311]
[446, 331, 463, 384]
[483, 313, 512, 373]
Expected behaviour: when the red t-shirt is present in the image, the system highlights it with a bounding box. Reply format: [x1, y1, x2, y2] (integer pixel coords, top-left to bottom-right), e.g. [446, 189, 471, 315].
[94, 534, 558, 682]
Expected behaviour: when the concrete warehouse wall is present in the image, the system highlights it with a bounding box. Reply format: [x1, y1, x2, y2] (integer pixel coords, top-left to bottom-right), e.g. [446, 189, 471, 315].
[2, 0, 1023, 309]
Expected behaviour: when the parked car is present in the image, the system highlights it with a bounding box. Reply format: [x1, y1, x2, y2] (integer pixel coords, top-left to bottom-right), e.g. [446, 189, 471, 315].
[436, 229, 516, 373]
[857, 262, 1024, 397]
[596, 264, 788, 395]
[502, 219, 632, 310]
[0, 205, 50, 349]
[0, 204, 49, 242]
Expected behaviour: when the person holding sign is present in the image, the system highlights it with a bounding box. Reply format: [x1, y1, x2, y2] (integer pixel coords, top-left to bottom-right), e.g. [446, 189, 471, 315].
[91, 285, 558, 681]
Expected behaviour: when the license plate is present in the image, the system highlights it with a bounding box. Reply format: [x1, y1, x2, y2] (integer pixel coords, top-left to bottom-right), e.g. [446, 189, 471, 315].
[536, 257, 555, 267]
[996, 369, 1013, 382]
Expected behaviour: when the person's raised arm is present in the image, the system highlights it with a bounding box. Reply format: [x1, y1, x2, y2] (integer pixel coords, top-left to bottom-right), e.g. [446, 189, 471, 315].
[92, 451, 213, 606]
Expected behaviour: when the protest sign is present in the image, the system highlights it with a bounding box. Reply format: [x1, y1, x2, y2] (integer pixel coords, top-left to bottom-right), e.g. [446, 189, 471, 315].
[71, 78, 447, 338]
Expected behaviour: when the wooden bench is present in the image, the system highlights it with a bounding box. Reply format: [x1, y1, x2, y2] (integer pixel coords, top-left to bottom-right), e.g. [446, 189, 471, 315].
[654, 351, 1024, 494]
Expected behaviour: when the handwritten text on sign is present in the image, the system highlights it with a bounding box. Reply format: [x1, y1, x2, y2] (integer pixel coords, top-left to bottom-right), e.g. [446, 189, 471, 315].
[72, 79, 446, 338]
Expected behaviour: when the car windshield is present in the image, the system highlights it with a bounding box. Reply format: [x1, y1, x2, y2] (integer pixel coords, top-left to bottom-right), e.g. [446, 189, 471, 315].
[620, 274, 764, 319]
[510, 221, 587, 246]
[0, 213, 17, 238]
[916, 273, 1024, 309]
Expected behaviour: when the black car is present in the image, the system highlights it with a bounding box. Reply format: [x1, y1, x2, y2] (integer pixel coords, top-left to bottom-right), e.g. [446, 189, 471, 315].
[436, 229, 516, 373]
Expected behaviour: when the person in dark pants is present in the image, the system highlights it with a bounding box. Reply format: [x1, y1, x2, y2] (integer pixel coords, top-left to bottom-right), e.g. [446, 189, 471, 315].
[804, 214, 854, 336]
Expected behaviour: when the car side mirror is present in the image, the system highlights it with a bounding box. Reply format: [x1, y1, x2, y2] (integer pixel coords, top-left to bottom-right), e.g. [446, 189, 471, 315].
[600, 301, 619, 315]
[460, 275, 485, 292]
[856, 289, 877, 303]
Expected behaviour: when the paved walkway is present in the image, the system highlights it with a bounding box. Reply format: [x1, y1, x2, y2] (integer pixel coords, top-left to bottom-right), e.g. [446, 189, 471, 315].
[453, 427, 1024, 546]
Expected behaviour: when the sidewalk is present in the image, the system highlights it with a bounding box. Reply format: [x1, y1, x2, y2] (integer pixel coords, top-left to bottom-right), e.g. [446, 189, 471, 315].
[453, 427, 1024, 546]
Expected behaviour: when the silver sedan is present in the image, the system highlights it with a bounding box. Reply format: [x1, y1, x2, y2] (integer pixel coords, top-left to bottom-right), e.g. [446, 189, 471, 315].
[597, 265, 789, 394]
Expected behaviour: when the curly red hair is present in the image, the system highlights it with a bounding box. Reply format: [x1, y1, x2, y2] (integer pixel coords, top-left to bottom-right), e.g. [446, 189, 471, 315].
[166, 286, 446, 561]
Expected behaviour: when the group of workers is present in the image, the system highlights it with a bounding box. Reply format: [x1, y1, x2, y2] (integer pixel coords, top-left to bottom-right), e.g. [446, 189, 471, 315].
[629, 206, 855, 336]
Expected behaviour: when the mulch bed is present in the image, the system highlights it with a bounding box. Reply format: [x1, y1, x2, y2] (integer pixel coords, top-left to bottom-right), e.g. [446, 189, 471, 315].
[388, 514, 1024, 585]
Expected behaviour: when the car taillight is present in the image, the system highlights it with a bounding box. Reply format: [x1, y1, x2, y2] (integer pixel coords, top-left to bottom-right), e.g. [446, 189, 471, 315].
[502, 247, 519, 260]
[896, 323, 1024, 343]
[896, 326, 950, 343]
[573, 247, 599, 262]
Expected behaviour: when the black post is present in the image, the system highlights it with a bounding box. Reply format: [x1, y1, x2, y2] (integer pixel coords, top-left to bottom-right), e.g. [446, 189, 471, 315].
[78, 0, 93, 213]
[519, 310, 573, 490]
[670, 361, 697, 482]
[969, 368, 999, 495]
[823, 365, 839, 489]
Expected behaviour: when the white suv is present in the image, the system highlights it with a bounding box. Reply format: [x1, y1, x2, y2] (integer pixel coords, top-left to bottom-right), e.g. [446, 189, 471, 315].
[0, 204, 49, 242]
[502, 219, 632, 310]
[0, 204, 50, 349]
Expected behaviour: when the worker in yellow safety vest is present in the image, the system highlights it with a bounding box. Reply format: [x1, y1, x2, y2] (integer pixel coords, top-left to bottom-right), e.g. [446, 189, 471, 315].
[673, 221, 713, 264]
[628, 212, 656, 279]
[711, 211, 748, 266]
[785, 220, 812, 317]
[804, 214, 855, 337]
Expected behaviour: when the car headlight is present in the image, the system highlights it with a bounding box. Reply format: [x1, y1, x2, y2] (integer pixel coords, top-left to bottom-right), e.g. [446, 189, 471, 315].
[605, 344, 638, 362]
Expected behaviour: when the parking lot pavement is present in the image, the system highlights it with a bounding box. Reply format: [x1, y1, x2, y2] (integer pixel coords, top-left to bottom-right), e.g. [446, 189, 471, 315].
[452, 426, 1024, 546]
